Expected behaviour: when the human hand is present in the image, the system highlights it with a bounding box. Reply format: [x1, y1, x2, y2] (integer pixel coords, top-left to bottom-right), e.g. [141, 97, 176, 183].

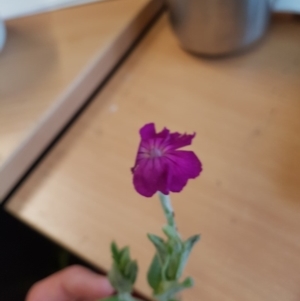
[26, 265, 114, 301]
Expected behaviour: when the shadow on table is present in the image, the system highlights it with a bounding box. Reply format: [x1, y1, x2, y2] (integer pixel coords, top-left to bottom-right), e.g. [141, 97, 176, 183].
[0, 208, 149, 301]
[0, 208, 104, 301]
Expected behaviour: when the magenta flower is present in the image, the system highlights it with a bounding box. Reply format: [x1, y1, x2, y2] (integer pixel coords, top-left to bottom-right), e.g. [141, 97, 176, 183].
[131, 123, 202, 197]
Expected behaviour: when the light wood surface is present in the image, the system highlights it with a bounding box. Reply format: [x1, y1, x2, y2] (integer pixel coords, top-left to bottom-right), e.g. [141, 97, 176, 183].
[6, 15, 300, 301]
[0, 0, 162, 196]
[0, 0, 163, 201]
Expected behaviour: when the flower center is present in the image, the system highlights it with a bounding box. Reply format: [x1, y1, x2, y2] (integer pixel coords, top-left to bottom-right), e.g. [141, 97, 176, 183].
[149, 147, 163, 158]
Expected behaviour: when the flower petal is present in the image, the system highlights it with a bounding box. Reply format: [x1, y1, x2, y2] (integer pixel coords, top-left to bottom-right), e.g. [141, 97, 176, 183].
[139, 123, 156, 140]
[133, 157, 170, 197]
[132, 124, 202, 197]
[166, 150, 202, 192]
[140, 123, 171, 142]
[156, 127, 170, 139]
[166, 133, 196, 151]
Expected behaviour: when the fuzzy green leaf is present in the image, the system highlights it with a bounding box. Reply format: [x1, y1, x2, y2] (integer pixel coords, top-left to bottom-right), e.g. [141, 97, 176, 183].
[147, 234, 168, 263]
[175, 234, 200, 279]
[155, 277, 194, 301]
[119, 247, 130, 270]
[108, 264, 132, 294]
[147, 254, 162, 293]
[162, 225, 180, 241]
[124, 260, 138, 284]
[165, 252, 180, 281]
[108, 243, 139, 294]
[111, 242, 120, 262]
[185, 235, 200, 251]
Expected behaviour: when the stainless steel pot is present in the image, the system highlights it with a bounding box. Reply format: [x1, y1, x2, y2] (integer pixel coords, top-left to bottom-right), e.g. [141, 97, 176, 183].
[167, 0, 271, 55]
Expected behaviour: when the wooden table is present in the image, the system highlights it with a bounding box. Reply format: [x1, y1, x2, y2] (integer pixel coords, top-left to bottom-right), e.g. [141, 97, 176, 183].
[6, 14, 300, 301]
[0, 0, 162, 200]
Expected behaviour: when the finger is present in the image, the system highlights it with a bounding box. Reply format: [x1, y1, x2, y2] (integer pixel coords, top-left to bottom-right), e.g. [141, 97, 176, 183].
[26, 265, 114, 301]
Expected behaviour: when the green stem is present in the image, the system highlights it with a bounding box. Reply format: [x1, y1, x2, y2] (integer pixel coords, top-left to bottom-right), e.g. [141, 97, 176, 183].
[158, 193, 176, 229]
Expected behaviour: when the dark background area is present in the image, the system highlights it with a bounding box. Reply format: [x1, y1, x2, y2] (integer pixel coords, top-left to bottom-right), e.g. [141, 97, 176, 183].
[0, 208, 100, 301]
[0, 208, 148, 301]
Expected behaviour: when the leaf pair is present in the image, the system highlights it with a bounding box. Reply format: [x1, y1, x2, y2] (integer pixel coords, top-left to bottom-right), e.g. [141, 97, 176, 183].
[154, 277, 194, 301]
[147, 226, 200, 300]
[108, 242, 138, 295]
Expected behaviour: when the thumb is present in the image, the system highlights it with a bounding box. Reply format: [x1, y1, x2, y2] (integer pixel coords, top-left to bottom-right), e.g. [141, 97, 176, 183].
[26, 265, 114, 301]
